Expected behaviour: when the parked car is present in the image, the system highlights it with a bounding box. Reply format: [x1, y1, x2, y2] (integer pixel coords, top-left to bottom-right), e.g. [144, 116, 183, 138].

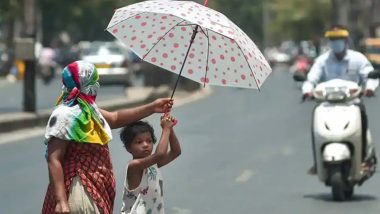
[80, 41, 132, 86]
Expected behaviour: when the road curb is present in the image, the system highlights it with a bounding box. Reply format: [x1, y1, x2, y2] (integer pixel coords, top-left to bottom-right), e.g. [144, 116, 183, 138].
[0, 86, 171, 134]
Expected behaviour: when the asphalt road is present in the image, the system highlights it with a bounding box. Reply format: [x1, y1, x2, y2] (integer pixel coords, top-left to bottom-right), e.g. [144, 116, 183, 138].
[1, 65, 380, 213]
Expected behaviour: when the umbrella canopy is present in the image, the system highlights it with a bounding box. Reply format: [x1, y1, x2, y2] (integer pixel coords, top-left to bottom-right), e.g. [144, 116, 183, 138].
[107, 0, 272, 95]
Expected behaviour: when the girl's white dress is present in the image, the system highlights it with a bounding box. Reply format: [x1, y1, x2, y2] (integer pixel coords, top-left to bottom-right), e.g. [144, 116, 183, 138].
[121, 164, 164, 214]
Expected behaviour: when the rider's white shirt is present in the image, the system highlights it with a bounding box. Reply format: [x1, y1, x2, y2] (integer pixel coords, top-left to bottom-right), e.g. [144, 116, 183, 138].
[302, 49, 379, 94]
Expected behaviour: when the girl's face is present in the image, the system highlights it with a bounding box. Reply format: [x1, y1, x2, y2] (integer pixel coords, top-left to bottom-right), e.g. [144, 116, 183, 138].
[128, 132, 154, 158]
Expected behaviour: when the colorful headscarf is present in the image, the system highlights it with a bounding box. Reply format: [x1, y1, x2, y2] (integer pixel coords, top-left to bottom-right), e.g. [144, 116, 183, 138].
[48, 60, 111, 145]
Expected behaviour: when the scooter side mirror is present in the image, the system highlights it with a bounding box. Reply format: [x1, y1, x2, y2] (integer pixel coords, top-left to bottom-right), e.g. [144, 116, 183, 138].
[368, 70, 380, 79]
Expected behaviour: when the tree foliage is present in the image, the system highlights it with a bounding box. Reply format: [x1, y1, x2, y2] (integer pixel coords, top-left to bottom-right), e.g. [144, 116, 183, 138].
[268, 0, 331, 44]
[0, 0, 23, 21]
[0, 0, 332, 47]
[34, 0, 268, 46]
[38, 0, 131, 45]
[210, 0, 265, 47]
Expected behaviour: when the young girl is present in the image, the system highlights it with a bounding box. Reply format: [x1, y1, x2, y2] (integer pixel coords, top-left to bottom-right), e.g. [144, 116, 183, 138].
[119, 114, 181, 214]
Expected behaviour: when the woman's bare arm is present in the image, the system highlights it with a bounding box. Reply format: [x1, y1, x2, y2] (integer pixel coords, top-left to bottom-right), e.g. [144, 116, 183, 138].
[99, 98, 173, 129]
[47, 137, 69, 204]
[99, 103, 154, 129]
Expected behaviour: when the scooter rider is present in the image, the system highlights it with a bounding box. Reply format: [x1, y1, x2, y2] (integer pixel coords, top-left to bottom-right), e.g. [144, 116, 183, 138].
[302, 24, 379, 174]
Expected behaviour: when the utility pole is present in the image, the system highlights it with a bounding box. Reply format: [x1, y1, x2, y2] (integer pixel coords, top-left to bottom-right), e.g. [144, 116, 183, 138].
[20, 0, 36, 112]
[331, 0, 339, 24]
[370, 0, 380, 37]
[331, 0, 358, 46]
[262, 1, 270, 49]
[331, 0, 350, 26]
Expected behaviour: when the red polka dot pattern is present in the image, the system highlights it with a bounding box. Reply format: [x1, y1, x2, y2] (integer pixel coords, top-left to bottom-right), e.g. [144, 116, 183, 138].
[107, 0, 272, 89]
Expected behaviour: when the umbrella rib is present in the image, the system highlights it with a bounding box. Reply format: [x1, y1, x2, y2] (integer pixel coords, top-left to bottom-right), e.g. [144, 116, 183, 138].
[199, 26, 208, 38]
[234, 41, 260, 91]
[106, 12, 147, 30]
[204, 28, 268, 89]
[142, 21, 208, 61]
[142, 19, 187, 60]
[201, 26, 235, 40]
[177, 24, 232, 40]
[205, 28, 259, 89]
[177, 23, 198, 27]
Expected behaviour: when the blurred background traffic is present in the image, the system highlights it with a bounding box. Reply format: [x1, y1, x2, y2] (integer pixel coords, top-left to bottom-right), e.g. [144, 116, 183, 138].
[0, 0, 380, 111]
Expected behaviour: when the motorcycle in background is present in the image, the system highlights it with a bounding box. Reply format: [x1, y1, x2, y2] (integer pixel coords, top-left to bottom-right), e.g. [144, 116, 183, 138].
[291, 55, 312, 85]
[37, 47, 58, 85]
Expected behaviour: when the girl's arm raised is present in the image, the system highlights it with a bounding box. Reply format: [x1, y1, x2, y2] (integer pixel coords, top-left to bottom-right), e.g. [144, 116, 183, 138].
[126, 127, 172, 190]
[157, 129, 181, 167]
[127, 115, 174, 189]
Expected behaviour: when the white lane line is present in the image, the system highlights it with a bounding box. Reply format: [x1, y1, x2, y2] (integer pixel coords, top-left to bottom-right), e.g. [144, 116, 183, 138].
[0, 127, 45, 145]
[235, 169, 254, 183]
[172, 207, 192, 214]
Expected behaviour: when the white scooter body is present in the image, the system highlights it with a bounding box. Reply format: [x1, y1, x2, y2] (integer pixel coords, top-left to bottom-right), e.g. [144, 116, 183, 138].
[312, 79, 374, 200]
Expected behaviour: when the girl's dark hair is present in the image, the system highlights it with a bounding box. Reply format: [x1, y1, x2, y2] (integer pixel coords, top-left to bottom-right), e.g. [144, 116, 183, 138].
[119, 121, 156, 149]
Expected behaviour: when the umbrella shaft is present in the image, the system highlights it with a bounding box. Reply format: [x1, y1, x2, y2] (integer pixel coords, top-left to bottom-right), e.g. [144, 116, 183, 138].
[171, 25, 199, 99]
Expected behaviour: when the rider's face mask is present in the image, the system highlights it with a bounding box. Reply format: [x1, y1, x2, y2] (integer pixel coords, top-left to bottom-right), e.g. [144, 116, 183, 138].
[328, 39, 346, 53]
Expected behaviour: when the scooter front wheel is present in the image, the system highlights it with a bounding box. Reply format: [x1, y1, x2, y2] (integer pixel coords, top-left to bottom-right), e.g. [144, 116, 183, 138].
[344, 186, 354, 199]
[331, 169, 346, 201]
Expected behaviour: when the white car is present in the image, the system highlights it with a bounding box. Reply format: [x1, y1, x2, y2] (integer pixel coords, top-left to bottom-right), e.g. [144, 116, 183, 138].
[80, 41, 132, 86]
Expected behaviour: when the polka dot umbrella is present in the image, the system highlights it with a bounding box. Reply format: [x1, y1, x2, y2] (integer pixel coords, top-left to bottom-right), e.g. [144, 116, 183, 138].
[107, 0, 272, 98]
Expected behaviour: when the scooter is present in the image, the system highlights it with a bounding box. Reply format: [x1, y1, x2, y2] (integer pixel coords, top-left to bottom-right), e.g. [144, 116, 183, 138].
[310, 77, 377, 201]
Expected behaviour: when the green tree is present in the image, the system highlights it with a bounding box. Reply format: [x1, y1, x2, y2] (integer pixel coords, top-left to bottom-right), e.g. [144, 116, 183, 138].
[38, 0, 130, 45]
[0, 0, 23, 47]
[268, 0, 331, 44]
[210, 0, 265, 47]
[0, 0, 332, 49]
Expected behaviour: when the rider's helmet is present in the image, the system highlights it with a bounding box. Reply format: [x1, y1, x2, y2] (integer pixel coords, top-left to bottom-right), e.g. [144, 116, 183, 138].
[324, 25, 349, 54]
[324, 25, 350, 39]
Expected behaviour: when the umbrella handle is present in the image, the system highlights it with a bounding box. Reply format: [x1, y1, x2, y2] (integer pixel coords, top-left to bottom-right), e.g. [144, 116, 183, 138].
[161, 112, 178, 126]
